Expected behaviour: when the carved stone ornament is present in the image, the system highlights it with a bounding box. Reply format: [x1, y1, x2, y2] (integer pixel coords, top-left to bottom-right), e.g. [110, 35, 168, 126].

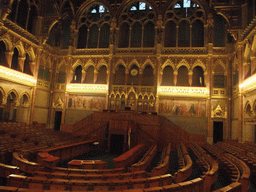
[54, 97, 64, 108]
[212, 104, 225, 118]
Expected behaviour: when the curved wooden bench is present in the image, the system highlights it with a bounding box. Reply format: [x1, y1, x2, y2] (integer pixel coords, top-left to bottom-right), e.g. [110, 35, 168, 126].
[174, 143, 192, 183]
[12, 152, 40, 174]
[42, 139, 96, 162]
[223, 153, 250, 192]
[190, 143, 219, 192]
[151, 143, 171, 176]
[113, 143, 148, 168]
[131, 145, 157, 172]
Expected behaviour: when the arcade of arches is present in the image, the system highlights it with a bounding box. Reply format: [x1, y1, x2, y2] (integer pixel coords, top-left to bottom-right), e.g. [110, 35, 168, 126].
[0, 0, 256, 144]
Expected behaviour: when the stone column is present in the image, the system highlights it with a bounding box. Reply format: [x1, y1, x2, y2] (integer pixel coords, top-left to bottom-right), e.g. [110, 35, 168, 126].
[206, 56, 213, 144]
[94, 70, 98, 84]
[173, 70, 178, 86]
[18, 57, 25, 72]
[125, 70, 129, 85]
[81, 70, 86, 83]
[188, 71, 193, 86]
[5, 51, 13, 68]
[237, 44, 244, 142]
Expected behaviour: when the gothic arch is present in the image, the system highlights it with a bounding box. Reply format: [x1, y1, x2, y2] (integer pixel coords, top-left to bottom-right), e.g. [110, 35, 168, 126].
[72, 59, 83, 71]
[96, 58, 108, 71]
[0, 35, 12, 52]
[12, 42, 25, 58]
[128, 59, 140, 71]
[58, 59, 68, 72]
[60, 0, 75, 16]
[214, 59, 227, 74]
[85, 59, 96, 71]
[116, 0, 158, 22]
[244, 100, 254, 116]
[113, 59, 126, 74]
[19, 91, 30, 105]
[161, 59, 175, 74]
[176, 59, 190, 71]
[26, 46, 36, 62]
[6, 89, 19, 106]
[216, 12, 231, 29]
[0, 86, 6, 105]
[141, 59, 155, 74]
[163, 0, 209, 18]
[253, 99, 256, 114]
[75, 0, 112, 25]
[192, 59, 206, 74]
[48, 20, 59, 35]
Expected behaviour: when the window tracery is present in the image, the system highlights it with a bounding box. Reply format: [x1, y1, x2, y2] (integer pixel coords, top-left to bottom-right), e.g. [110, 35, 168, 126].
[77, 4, 111, 49]
[118, 1, 156, 48]
[164, 0, 205, 47]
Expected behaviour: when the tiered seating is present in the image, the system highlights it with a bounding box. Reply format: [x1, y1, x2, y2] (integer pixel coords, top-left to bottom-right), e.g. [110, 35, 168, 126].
[113, 143, 148, 168]
[131, 144, 157, 172]
[202, 142, 250, 192]
[224, 140, 256, 172]
[0, 121, 255, 192]
[190, 143, 218, 192]
[174, 143, 192, 183]
[151, 143, 171, 176]
[6, 172, 174, 191]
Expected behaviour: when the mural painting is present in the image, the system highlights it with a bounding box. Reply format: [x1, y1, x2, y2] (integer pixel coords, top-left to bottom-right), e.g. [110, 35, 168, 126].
[159, 99, 206, 117]
[68, 95, 106, 111]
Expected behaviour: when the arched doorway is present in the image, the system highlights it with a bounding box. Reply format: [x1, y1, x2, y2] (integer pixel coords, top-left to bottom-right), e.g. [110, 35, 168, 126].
[4, 92, 17, 121]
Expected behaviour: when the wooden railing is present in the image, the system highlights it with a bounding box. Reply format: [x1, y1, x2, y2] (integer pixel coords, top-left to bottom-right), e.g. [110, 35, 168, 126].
[151, 143, 171, 176]
[131, 144, 157, 172]
[174, 143, 192, 183]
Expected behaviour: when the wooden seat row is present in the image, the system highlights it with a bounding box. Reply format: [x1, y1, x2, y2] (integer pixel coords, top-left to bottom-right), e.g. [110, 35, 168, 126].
[33, 170, 148, 181]
[215, 142, 246, 158]
[131, 145, 157, 172]
[0, 177, 201, 192]
[174, 143, 192, 183]
[12, 152, 40, 174]
[7, 173, 173, 191]
[190, 143, 218, 192]
[113, 143, 148, 168]
[202, 142, 250, 192]
[35, 139, 96, 169]
[52, 166, 126, 175]
[223, 153, 250, 192]
[151, 143, 171, 176]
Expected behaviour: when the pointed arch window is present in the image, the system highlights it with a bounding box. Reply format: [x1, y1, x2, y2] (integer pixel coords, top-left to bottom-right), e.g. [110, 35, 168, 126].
[177, 66, 189, 86]
[73, 65, 82, 83]
[23, 53, 32, 75]
[77, 4, 111, 49]
[88, 24, 99, 48]
[0, 41, 7, 67]
[96, 66, 107, 84]
[119, 1, 156, 48]
[143, 21, 155, 47]
[84, 66, 94, 83]
[11, 48, 19, 71]
[162, 66, 174, 86]
[77, 25, 88, 49]
[119, 23, 130, 48]
[142, 65, 154, 86]
[192, 20, 204, 47]
[192, 66, 204, 86]
[114, 65, 126, 85]
[131, 22, 142, 47]
[164, 20, 176, 47]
